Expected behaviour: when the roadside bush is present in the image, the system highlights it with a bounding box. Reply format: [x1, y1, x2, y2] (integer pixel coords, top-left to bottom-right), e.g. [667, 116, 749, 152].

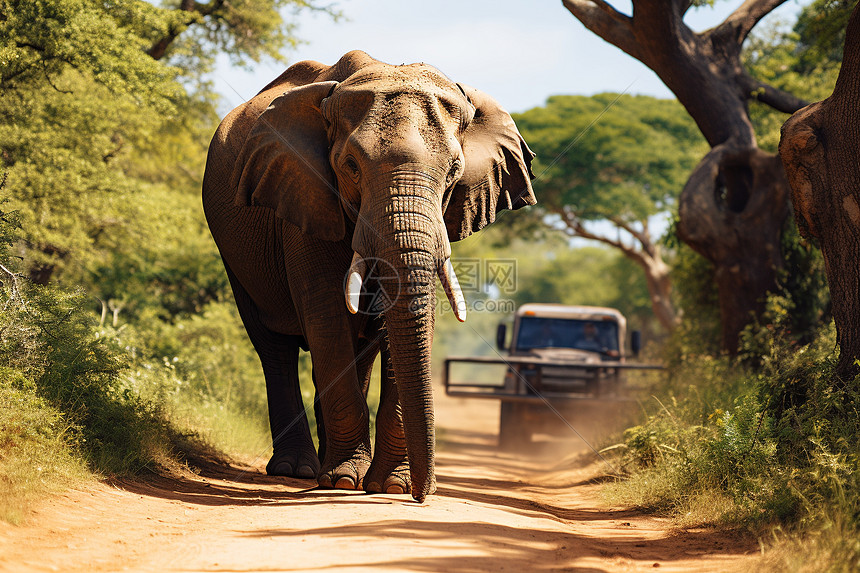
[1, 284, 174, 474]
[118, 301, 275, 456]
[0, 368, 89, 524]
[606, 304, 860, 568]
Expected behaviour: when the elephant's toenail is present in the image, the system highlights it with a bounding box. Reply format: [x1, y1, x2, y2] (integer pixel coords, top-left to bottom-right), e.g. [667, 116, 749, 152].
[335, 476, 356, 490]
[296, 465, 316, 479]
[272, 462, 295, 475]
[365, 481, 381, 493]
[385, 483, 405, 494]
[318, 474, 333, 488]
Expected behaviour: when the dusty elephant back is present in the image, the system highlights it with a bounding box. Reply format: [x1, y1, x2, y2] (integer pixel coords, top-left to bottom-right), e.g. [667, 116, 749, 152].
[210, 50, 381, 162]
[259, 50, 379, 94]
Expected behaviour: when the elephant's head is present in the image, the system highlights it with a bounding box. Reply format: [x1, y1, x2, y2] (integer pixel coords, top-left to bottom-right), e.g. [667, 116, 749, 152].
[231, 51, 536, 501]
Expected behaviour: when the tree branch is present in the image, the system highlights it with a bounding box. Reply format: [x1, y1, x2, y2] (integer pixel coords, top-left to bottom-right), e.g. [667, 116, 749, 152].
[146, 0, 201, 61]
[192, 0, 226, 17]
[713, 0, 788, 46]
[740, 73, 810, 113]
[561, 0, 639, 59]
[559, 208, 643, 261]
[0, 262, 28, 312]
[606, 215, 658, 257]
[680, 0, 696, 16]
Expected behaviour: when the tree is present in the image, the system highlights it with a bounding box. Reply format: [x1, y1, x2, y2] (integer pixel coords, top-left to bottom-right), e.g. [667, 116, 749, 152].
[780, 3, 860, 381]
[142, 0, 338, 65]
[0, 0, 333, 284]
[513, 94, 707, 331]
[560, 0, 812, 352]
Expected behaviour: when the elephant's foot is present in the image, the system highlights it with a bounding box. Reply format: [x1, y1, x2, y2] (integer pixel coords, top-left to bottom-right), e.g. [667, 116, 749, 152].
[363, 456, 411, 495]
[317, 449, 372, 490]
[266, 448, 320, 479]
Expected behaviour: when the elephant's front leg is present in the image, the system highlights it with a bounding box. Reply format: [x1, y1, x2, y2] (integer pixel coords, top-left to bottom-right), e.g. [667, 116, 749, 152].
[364, 342, 412, 494]
[307, 318, 374, 490]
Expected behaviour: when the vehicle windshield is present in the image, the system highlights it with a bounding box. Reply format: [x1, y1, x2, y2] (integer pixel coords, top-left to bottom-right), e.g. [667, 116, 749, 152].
[515, 317, 620, 354]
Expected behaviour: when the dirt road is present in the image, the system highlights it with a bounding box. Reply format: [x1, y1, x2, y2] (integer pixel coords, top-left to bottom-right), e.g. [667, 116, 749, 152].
[0, 387, 758, 572]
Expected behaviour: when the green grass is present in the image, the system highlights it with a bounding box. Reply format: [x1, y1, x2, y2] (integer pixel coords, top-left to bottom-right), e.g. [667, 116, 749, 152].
[600, 313, 860, 571]
[0, 283, 234, 522]
[0, 270, 392, 524]
[0, 369, 89, 524]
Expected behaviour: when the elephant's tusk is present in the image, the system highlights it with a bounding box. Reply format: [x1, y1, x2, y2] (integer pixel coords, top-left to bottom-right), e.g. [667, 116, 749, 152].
[345, 252, 366, 314]
[438, 258, 467, 322]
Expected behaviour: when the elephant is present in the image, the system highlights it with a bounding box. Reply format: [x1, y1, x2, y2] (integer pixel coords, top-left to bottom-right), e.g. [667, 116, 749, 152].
[202, 50, 535, 502]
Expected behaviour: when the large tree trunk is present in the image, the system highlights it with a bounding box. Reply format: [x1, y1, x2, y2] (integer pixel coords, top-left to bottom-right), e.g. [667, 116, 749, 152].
[562, 0, 808, 352]
[677, 144, 791, 350]
[780, 5, 860, 381]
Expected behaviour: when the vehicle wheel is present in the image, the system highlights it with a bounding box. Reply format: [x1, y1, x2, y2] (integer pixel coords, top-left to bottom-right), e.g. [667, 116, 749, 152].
[499, 401, 530, 450]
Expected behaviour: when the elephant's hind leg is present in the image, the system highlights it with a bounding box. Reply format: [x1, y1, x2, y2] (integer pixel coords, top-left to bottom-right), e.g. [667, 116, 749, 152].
[225, 266, 319, 479]
[364, 343, 413, 495]
[262, 342, 319, 479]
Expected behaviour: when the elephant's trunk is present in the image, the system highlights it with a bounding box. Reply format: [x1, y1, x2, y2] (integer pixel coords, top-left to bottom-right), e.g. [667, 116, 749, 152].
[384, 261, 437, 502]
[350, 167, 453, 502]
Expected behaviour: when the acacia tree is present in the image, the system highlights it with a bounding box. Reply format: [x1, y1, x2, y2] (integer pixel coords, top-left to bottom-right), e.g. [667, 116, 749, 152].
[780, 4, 860, 381]
[560, 0, 811, 351]
[513, 94, 707, 331]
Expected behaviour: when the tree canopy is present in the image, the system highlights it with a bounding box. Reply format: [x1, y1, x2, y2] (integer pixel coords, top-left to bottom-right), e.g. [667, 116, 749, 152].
[0, 0, 331, 287]
[511, 94, 707, 330]
[515, 94, 705, 224]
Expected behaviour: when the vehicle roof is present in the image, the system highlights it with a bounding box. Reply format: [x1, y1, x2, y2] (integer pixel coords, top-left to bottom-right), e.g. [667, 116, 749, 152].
[515, 303, 626, 322]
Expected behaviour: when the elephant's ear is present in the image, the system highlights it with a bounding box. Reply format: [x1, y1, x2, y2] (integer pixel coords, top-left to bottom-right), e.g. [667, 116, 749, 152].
[231, 81, 345, 241]
[443, 83, 536, 242]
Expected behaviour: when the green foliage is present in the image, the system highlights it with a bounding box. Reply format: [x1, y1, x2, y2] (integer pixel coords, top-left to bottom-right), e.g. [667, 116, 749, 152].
[125, 302, 268, 419]
[0, 0, 342, 523]
[0, 189, 20, 261]
[744, 1, 854, 151]
[513, 94, 707, 223]
[88, 190, 230, 321]
[794, 0, 858, 73]
[664, 217, 830, 360]
[607, 315, 860, 567]
[0, 370, 89, 524]
[157, 0, 340, 73]
[435, 226, 658, 366]
[775, 225, 831, 345]
[663, 241, 721, 357]
[2, 72, 170, 280]
[0, 0, 181, 100]
[510, 244, 654, 331]
[0, 0, 332, 286]
[116, 301, 275, 454]
[1, 283, 174, 473]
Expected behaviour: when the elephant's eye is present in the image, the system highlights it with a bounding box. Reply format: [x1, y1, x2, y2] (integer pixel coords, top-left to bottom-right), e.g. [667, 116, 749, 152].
[344, 157, 360, 183]
[446, 159, 462, 187]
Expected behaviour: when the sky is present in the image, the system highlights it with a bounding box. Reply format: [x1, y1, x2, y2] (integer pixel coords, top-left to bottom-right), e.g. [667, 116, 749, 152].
[211, 0, 807, 115]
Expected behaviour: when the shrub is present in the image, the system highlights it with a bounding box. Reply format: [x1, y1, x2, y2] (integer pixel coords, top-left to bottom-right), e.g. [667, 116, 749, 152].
[0, 368, 89, 523]
[1, 284, 174, 474]
[606, 301, 860, 569]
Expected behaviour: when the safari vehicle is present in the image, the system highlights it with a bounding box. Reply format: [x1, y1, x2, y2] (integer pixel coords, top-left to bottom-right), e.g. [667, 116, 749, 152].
[444, 303, 660, 448]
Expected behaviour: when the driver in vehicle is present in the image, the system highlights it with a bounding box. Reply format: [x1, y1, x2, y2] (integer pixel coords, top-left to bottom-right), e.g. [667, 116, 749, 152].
[577, 322, 619, 357]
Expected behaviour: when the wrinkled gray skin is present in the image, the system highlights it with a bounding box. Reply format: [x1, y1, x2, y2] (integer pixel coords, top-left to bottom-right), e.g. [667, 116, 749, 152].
[202, 51, 535, 502]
